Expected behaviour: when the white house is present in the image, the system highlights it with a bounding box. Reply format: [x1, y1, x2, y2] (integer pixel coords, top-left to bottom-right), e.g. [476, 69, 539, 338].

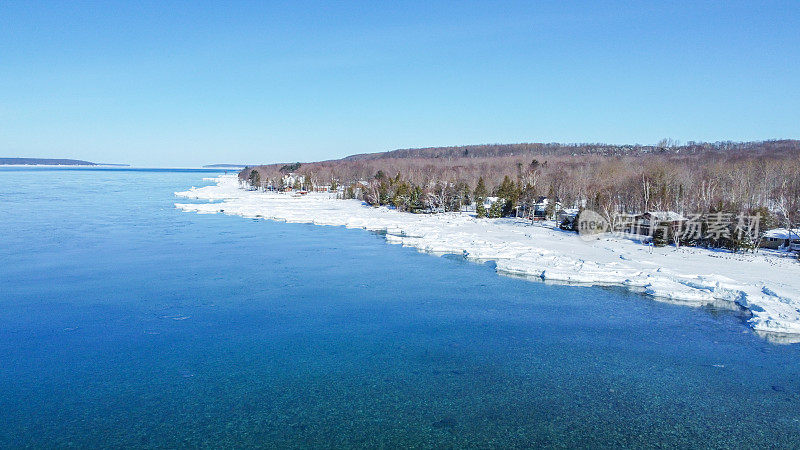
[282, 173, 305, 189]
[532, 196, 561, 219]
[483, 197, 500, 210]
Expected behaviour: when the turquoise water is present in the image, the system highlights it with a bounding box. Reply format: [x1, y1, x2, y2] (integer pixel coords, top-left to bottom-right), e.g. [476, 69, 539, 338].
[1, 168, 800, 448]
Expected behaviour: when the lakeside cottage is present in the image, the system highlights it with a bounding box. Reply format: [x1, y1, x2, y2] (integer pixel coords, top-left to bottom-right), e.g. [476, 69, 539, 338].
[532, 196, 561, 220]
[557, 209, 579, 223]
[557, 209, 579, 230]
[282, 173, 305, 189]
[760, 228, 800, 250]
[634, 211, 687, 236]
[483, 197, 500, 210]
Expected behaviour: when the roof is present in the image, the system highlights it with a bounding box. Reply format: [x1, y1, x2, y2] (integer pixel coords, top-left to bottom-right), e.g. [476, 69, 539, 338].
[763, 228, 800, 239]
[558, 208, 579, 217]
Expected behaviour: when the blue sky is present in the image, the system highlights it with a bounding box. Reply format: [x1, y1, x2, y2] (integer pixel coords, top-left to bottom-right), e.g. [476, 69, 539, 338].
[1, 1, 798, 166]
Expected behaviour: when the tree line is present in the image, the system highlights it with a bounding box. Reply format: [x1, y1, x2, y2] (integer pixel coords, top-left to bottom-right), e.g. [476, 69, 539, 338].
[240, 139, 800, 243]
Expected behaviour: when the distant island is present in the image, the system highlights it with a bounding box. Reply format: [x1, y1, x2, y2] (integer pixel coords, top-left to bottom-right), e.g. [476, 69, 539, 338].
[1, 158, 96, 165]
[0, 158, 128, 166]
[203, 164, 248, 168]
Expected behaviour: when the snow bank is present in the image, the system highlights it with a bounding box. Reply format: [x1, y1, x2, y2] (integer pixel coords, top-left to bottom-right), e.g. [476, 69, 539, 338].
[176, 175, 800, 341]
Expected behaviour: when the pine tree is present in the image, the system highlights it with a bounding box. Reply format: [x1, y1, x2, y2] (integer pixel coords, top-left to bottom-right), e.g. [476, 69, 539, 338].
[496, 175, 519, 217]
[488, 200, 504, 218]
[476, 202, 487, 218]
[474, 177, 488, 218]
[652, 222, 670, 247]
[454, 180, 471, 208]
[474, 177, 488, 201]
[248, 170, 260, 189]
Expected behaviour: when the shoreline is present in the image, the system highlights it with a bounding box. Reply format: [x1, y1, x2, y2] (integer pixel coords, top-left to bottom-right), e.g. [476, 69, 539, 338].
[175, 175, 800, 342]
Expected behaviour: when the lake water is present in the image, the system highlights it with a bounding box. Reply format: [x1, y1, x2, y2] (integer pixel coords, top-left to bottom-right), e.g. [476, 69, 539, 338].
[2, 167, 800, 448]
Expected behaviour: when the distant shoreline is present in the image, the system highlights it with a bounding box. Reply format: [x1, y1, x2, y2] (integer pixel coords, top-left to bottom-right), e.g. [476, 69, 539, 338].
[0, 158, 130, 166]
[0, 166, 228, 173]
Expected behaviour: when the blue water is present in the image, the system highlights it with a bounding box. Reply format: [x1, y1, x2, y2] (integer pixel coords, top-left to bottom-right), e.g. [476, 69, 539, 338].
[2, 168, 800, 448]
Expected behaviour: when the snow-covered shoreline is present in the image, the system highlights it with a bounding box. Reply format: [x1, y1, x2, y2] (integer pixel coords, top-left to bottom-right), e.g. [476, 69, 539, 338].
[176, 175, 800, 342]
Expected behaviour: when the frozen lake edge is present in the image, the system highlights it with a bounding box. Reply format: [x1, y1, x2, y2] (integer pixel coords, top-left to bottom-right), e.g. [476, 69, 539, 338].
[176, 175, 800, 342]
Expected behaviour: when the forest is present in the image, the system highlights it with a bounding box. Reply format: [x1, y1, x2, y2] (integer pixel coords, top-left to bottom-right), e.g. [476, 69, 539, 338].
[240, 139, 800, 248]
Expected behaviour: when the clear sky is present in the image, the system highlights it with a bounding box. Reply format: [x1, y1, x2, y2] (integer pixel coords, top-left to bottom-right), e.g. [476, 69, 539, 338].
[1, 1, 798, 166]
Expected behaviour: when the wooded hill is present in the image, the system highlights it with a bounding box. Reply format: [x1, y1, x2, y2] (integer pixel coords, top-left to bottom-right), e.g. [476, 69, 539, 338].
[341, 140, 799, 160]
[241, 139, 800, 228]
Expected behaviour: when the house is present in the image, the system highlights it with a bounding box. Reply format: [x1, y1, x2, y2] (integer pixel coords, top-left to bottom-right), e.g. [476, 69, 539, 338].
[557, 208, 579, 223]
[352, 182, 369, 199]
[532, 196, 561, 220]
[760, 228, 800, 250]
[634, 211, 687, 236]
[483, 197, 500, 210]
[282, 173, 305, 189]
[557, 209, 579, 230]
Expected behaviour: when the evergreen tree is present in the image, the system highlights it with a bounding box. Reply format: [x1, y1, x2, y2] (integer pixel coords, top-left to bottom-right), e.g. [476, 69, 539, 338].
[378, 181, 390, 205]
[392, 181, 411, 210]
[652, 222, 672, 247]
[496, 175, 520, 217]
[410, 186, 425, 213]
[474, 177, 488, 218]
[474, 177, 488, 201]
[476, 202, 487, 218]
[752, 206, 779, 234]
[462, 182, 472, 206]
[488, 200, 504, 218]
[248, 170, 260, 189]
[453, 180, 471, 209]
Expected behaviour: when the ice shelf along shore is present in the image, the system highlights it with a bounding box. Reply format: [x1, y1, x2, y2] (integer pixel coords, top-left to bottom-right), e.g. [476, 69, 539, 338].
[176, 175, 800, 342]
